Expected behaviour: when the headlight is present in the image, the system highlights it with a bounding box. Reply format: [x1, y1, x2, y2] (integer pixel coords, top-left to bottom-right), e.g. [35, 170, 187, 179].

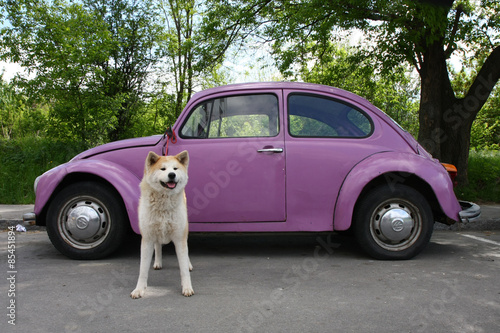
[34, 175, 41, 193]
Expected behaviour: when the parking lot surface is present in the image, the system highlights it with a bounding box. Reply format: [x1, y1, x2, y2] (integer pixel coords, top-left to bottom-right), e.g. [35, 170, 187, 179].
[1, 226, 500, 332]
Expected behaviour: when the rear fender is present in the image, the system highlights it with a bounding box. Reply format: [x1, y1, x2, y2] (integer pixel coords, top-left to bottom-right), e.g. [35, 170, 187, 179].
[35, 159, 141, 233]
[333, 152, 461, 230]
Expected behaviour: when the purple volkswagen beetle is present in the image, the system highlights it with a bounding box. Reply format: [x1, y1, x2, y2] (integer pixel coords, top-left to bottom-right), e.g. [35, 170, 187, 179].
[24, 82, 480, 260]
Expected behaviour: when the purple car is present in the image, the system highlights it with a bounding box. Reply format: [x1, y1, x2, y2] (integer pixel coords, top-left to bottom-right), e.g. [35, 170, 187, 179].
[24, 82, 480, 260]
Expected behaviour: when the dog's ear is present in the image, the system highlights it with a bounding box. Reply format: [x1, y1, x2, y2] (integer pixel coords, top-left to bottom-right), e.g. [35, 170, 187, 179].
[175, 150, 189, 168]
[145, 151, 160, 172]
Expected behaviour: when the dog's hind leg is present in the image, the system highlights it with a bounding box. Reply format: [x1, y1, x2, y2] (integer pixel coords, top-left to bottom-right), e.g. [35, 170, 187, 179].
[174, 239, 194, 297]
[153, 242, 162, 270]
[131, 239, 154, 299]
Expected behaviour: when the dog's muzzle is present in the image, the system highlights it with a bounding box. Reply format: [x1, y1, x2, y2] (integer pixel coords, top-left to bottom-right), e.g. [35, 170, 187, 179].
[161, 172, 178, 189]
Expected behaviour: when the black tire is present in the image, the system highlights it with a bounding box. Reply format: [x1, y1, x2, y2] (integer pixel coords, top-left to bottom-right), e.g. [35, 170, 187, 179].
[353, 184, 434, 260]
[46, 181, 128, 260]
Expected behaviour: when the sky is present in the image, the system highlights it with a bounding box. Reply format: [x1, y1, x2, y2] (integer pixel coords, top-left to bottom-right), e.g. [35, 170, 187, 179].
[0, 61, 23, 82]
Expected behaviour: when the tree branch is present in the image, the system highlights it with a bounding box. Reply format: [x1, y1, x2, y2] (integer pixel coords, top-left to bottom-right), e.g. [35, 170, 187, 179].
[445, 6, 463, 58]
[462, 45, 500, 115]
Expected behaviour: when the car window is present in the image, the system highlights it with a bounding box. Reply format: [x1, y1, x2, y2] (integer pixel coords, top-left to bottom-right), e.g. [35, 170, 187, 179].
[288, 94, 372, 138]
[181, 94, 279, 138]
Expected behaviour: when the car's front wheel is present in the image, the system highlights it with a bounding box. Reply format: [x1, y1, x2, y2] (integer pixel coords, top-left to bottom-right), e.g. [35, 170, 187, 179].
[46, 181, 128, 260]
[353, 184, 434, 260]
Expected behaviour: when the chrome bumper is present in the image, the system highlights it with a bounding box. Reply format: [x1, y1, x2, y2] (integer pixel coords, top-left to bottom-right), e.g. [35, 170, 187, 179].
[458, 201, 481, 223]
[23, 212, 36, 224]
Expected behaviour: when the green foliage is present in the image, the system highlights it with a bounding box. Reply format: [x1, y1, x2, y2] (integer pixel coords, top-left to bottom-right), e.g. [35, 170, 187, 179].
[1, 0, 164, 146]
[0, 0, 231, 146]
[130, 86, 178, 137]
[450, 58, 500, 151]
[0, 137, 85, 203]
[159, 0, 197, 117]
[471, 115, 500, 151]
[0, 76, 48, 139]
[158, 0, 232, 118]
[470, 89, 500, 150]
[290, 43, 420, 137]
[455, 150, 500, 203]
[197, 0, 260, 71]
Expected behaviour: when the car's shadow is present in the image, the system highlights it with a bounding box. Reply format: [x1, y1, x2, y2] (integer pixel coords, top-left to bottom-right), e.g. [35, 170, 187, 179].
[114, 230, 468, 262]
[115, 232, 367, 260]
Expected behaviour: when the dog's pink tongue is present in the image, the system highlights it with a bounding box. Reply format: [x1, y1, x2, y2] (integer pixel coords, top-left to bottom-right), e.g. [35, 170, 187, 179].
[167, 182, 176, 189]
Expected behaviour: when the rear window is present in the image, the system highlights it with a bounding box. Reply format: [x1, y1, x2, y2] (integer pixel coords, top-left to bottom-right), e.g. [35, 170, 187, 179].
[288, 94, 372, 138]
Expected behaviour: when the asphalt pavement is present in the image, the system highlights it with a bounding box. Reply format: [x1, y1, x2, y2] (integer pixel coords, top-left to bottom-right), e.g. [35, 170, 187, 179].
[1, 222, 500, 332]
[1, 204, 500, 332]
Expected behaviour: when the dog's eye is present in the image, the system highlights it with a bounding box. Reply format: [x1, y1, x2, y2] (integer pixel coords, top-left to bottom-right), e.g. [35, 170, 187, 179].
[173, 167, 178, 170]
[161, 168, 166, 171]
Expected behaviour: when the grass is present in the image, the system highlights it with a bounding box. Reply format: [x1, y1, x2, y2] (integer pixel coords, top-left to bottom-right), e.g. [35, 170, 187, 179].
[0, 137, 499, 204]
[455, 150, 500, 204]
[0, 137, 85, 204]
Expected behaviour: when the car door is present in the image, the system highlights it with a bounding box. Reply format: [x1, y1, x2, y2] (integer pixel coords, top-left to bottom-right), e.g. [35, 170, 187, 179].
[176, 91, 286, 223]
[284, 90, 378, 230]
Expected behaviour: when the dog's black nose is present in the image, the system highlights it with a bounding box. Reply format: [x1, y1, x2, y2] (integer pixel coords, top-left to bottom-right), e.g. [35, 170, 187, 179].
[168, 172, 176, 180]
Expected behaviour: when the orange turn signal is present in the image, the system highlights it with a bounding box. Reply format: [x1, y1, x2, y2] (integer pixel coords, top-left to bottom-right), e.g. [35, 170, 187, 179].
[441, 163, 458, 187]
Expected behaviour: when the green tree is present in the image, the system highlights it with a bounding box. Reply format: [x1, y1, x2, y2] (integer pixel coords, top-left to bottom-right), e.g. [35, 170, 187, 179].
[294, 42, 419, 136]
[0, 75, 48, 139]
[203, 0, 500, 184]
[158, 0, 196, 118]
[1, 0, 164, 145]
[451, 58, 500, 150]
[88, 0, 164, 141]
[157, 0, 231, 119]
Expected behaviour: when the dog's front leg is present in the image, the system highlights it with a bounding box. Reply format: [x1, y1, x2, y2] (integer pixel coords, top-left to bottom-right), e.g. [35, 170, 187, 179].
[174, 240, 194, 297]
[153, 242, 162, 270]
[131, 238, 154, 299]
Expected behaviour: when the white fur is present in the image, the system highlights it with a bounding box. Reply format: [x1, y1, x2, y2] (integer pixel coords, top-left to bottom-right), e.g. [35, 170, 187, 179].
[131, 150, 194, 298]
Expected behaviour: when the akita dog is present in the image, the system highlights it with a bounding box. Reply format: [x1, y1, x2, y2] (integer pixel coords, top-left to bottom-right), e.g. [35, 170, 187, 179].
[131, 150, 194, 298]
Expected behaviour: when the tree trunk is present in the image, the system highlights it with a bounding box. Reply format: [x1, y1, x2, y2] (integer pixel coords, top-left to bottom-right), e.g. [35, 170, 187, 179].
[418, 44, 500, 186]
[418, 41, 457, 170]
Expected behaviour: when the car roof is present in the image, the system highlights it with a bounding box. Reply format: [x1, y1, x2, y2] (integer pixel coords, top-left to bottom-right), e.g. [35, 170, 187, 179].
[190, 81, 361, 101]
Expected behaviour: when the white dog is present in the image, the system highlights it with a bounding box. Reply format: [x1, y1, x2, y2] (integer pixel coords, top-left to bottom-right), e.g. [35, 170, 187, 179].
[131, 150, 194, 298]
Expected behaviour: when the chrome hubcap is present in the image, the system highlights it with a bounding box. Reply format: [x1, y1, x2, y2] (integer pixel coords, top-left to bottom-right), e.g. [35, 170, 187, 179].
[378, 207, 414, 242]
[59, 197, 110, 250]
[67, 206, 101, 239]
[370, 201, 421, 251]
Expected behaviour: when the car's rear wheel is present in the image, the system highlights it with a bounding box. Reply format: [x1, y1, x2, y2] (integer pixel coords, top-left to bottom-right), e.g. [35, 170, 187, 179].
[354, 184, 433, 260]
[46, 181, 128, 260]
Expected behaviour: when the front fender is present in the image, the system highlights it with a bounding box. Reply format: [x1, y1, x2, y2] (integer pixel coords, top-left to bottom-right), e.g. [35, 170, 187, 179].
[333, 152, 461, 231]
[35, 159, 141, 233]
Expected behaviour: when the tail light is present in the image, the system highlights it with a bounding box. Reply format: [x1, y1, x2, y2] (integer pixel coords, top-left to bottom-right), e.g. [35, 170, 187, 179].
[441, 163, 458, 187]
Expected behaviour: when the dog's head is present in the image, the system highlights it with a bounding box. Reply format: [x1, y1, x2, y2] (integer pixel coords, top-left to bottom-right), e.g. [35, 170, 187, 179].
[143, 151, 189, 194]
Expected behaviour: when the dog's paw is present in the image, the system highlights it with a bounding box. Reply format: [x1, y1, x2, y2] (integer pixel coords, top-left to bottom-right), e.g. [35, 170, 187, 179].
[189, 263, 193, 271]
[182, 286, 194, 297]
[153, 263, 162, 270]
[130, 288, 145, 299]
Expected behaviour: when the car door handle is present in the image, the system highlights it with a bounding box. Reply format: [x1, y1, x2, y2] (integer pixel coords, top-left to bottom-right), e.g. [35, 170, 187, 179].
[257, 148, 283, 153]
